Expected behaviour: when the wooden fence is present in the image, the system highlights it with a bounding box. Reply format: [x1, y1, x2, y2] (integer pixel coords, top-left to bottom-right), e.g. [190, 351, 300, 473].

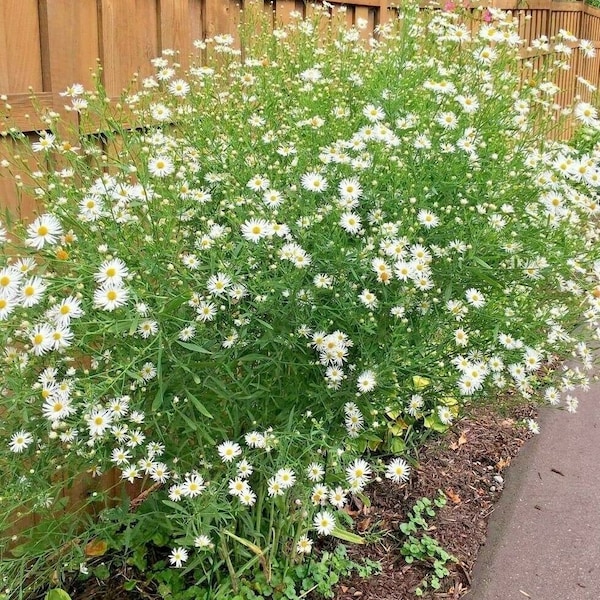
[2, 0, 600, 534]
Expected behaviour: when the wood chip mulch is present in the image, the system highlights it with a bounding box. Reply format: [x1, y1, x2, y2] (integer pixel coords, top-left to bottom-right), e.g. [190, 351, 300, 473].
[327, 404, 536, 600]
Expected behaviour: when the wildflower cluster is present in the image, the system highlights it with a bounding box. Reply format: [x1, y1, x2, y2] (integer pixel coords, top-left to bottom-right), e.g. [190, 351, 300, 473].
[1, 2, 599, 595]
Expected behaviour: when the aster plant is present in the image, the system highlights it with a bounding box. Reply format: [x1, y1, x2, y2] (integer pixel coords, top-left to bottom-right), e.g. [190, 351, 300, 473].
[0, 2, 599, 597]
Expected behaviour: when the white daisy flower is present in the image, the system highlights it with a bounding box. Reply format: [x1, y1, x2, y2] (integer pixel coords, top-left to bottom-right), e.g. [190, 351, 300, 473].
[196, 301, 217, 322]
[465, 288, 485, 308]
[241, 219, 272, 243]
[313, 510, 336, 535]
[275, 468, 296, 489]
[19, 276, 47, 307]
[217, 440, 242, 462]
[9, 430, 34, 453]
[93, 285, 129, 311]
[95, 258, 129, 285]
[169, 547, 189, 568]
[182, 473, 206, 497]
[168, 485, 184, 502]
[239, 488, 257, 506]
[148, 156, 175, 177]
[0, 293, 18, 320]
[296, 535, 313, 554]
[340, 212, 363, 234]
[338, 177, 363, 200]
[87, 409, 113, 437]
[386, 458, 411, 483]
[138, 320, 159, 338]
[438, 405, 454, 425]
[356, 370, 377, 393]
[359, 289, 378, 309]
[247, 175, 270, 191]
[0, 267, 23, 297]
[26, 214, 63, 249]
[194, 535, 214, 549]
[306, 463, 325, 482]
[301, 171, 328, 193]
[207, 272, 231, 296]
[168, 79, 190, 97]
[329, 486, 347, 509]
[346, 458, 371, 488]
[29, 323, 55, 355]
[267, 477, 285, 497]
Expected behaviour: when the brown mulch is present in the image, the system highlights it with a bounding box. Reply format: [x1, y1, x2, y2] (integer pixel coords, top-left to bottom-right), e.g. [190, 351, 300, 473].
[64, 404, 535, 600]
[329, 404, 536, 600]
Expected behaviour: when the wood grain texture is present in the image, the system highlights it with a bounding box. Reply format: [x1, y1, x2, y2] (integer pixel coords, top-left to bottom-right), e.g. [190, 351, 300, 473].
[1, 0, 44, 93]
[98, 0, 160, 96]
[159, 0, 193, 68]
[38, 0, 99, 93]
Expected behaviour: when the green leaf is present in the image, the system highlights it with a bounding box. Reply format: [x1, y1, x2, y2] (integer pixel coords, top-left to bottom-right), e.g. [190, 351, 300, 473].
[185, 389, 214, 419]
[389, 436, 406, 453]
[45, 591, 72, 600]
[423, 415, 449, 433]
[330, 526, 364, 545]
[176, 340, 212, 354]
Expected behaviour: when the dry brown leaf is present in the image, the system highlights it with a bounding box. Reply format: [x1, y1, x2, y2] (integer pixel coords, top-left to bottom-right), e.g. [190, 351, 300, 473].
[357, 517, 372, 532]
[496, 456, 511, 471]
[342, 506, 360, 518]
[85, 539, 108, 557]
[446, 488, 462, 504]
[450, 431, 469, 450]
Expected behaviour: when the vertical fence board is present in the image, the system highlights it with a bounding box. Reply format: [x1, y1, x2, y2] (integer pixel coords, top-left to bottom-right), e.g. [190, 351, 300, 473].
[0, 135, 42, 220]
[98, 0, 160, 97]
[204, 0, 241, 41]
[188, 0, 205, 46]
[38, 0, 99, 93]
[275, 0, 303, 26]
[355, 6, 375, 39]
[159, 0, 193, 68]
[1, 0, 44, 93]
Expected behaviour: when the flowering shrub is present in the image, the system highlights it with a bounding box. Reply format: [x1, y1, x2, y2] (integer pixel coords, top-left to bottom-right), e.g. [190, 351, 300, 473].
[1, 2, 600, 597]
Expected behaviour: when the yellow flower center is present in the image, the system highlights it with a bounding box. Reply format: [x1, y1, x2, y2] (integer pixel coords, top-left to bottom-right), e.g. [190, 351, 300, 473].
[37, 225, 49, 236]
[107, 290, 118, 301]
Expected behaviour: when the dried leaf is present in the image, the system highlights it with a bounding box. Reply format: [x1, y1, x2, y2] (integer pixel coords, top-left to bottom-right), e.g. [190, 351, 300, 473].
[450, 431, 468, 450]
[496, 457, 511, 471]
[357, 517, 372, 532]
[445, 488, 462, 504]
[85, 539, 108, 557]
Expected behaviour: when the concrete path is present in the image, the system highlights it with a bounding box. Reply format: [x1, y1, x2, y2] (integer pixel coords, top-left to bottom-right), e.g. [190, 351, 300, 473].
[466, 382, 600, 600]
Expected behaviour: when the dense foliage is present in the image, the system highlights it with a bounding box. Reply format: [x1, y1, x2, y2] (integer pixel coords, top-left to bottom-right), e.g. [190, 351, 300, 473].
[1, 2, 599, 598]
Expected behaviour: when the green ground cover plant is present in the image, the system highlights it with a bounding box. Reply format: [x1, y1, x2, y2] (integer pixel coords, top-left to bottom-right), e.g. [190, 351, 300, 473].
[1, 1, 600, 597]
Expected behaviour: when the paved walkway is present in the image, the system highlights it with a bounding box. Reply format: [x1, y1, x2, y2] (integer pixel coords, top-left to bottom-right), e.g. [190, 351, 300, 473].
[466, 381, 600, 600]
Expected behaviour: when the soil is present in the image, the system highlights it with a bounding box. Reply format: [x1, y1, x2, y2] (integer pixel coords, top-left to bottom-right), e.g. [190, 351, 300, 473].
[328, 404, 536, 600]
[65, 404, 535, 600]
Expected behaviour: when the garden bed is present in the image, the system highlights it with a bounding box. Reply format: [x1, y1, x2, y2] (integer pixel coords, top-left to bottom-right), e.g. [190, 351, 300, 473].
[61, 403, 534, 600]
[330, 404, 535, 599]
